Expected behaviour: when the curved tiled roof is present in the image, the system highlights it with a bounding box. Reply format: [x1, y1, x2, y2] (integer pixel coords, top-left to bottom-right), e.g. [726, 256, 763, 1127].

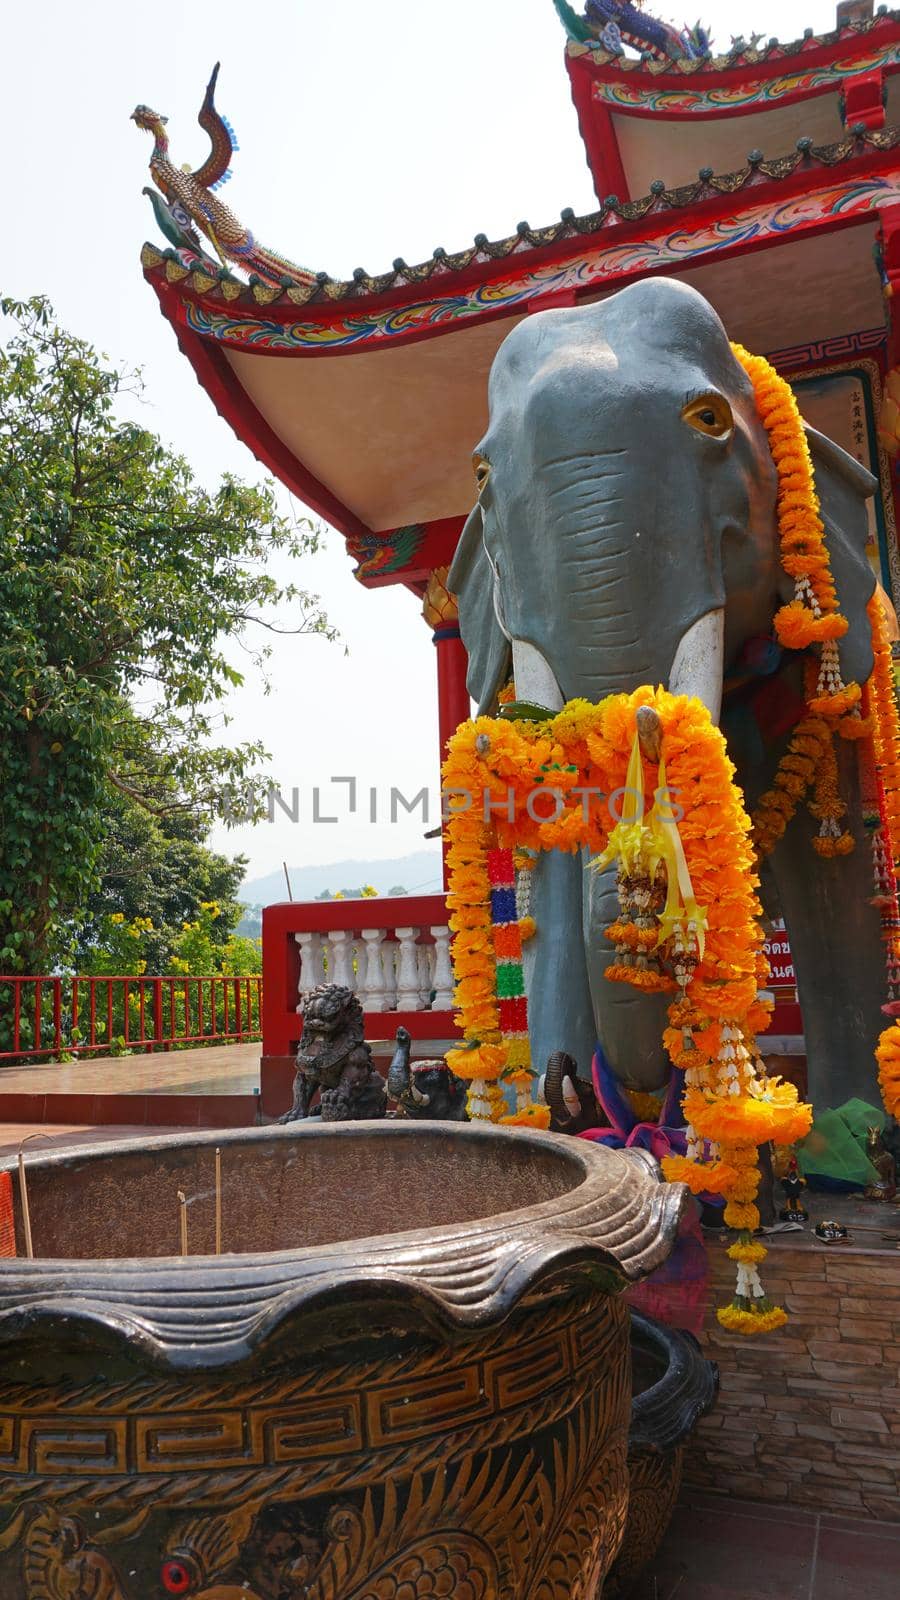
[141, 124, 900, 312]
[565, 6, 900, 76]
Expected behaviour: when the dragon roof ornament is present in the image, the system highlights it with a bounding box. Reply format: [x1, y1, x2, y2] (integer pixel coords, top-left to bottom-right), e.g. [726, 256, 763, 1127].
[558, 2, 900, 74]
[553, 0, 711, 62]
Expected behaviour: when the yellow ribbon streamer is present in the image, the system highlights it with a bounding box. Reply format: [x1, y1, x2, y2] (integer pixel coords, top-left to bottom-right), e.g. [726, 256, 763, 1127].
[653, 754, 707, 960]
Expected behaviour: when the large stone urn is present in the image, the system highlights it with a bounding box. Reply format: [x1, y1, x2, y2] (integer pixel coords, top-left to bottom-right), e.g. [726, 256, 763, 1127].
[0, 1121, 687, 1598]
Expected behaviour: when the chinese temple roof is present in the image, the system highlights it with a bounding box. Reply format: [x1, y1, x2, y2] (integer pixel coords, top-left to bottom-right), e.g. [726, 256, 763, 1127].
[139, 7, 900, 585]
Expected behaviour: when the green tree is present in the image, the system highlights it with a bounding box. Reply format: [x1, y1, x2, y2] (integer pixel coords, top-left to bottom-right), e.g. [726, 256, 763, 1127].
[0, 295, 334, 973]
[73, 791, 247, 972]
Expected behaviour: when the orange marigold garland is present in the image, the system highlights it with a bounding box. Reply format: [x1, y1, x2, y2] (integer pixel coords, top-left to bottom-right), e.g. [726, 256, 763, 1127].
[730, 345, 852, 669]
[443, 689, 812, 1331]
[732, 342, 864, 861]
[868, 589, 900, 867]
[866, 588, 900, 1118]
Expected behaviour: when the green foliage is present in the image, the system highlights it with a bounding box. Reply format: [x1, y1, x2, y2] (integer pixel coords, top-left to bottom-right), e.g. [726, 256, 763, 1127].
[75, 791, 246, 972]
[168, 902, 262, 978]
[0, 295, 334, 973]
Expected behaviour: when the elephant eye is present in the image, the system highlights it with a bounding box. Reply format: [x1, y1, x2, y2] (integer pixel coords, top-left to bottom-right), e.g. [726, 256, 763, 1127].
[473, 453, 491, 494]
[681, 393, 733, 439]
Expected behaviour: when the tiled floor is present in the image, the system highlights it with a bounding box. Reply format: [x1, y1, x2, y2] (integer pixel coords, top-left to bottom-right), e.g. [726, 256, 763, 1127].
[0, 1042, 261, 1097]
[0, 1123, 194, 1156]
[635, 1492, 900, 1599]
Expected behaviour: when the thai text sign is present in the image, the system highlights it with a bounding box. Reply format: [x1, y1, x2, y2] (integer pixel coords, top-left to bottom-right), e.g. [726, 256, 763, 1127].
[764, 919, 796, 990]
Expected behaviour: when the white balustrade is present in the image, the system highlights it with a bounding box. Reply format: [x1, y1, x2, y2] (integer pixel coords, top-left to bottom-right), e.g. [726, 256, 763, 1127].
[416, 943, 434, 1007]
[296, 917, 454, 1018]
[430, 925, 454, 1009]
[381, 938, 398, 1010]
[395, 928, 423, 1011]
[294, 930, 326, 1007]
[328, 929, 355, 992]
[360, 928, 387, 1012]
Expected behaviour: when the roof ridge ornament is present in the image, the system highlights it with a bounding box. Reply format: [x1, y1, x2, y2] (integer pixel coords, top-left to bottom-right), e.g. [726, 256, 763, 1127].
[553, 0, 712, 61]
[132, 65, 317, 289]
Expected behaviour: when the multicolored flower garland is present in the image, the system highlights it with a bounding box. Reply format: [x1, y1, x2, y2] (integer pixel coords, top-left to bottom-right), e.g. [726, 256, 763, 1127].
[442, 689, 812, 1331]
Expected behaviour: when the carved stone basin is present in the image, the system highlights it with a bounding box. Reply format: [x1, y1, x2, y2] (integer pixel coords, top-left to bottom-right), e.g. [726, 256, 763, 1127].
[0, 1121, 687, 1598]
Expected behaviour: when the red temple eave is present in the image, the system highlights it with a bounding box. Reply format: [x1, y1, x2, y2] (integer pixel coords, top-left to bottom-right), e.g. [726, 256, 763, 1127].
[566, 11, 900, 100]
[563, 15, 900, 201]
[145, 128, 900, 351]
[144, 131, 900, 571]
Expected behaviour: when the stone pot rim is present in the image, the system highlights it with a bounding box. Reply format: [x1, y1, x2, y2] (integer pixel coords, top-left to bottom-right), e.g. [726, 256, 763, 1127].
[0, 1121, 687, 1373]
[628, 1309, 719, 1455]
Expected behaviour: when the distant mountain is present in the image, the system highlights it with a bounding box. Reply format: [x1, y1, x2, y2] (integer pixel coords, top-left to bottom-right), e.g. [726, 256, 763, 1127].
[240, 849, 443, 908]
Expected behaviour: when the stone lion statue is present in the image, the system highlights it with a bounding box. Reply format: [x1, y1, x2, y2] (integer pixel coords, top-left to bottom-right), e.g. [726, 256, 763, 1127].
[280, 982, 386, 1123]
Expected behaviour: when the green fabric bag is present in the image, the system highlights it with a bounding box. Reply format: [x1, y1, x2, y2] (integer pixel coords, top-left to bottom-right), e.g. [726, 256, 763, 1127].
[797, 1099, 884, 1189]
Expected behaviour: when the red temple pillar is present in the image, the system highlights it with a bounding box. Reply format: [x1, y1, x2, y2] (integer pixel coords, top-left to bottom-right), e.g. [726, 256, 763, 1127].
[422, 567, 470, 887]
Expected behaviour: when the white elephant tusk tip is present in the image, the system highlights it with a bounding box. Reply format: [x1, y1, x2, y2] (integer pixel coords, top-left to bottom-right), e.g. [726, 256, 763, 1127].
[562, 1075, 582, 1117]
[668, 609, 725, 724]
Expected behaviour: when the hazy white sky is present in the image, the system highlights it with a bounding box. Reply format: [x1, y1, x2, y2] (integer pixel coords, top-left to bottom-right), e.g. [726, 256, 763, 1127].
[2, 0, 842, 886]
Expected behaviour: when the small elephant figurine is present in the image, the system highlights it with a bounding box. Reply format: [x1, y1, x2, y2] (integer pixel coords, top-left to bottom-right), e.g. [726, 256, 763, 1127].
[386, 1027, 468, 1120]
[864, 1125, 897, 1201]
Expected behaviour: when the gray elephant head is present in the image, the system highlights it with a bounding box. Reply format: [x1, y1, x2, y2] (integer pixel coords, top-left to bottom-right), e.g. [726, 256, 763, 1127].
[449, 277, 875, 717]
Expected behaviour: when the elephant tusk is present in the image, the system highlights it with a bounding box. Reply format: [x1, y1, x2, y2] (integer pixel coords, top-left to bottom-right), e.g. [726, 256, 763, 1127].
[511, 639, 565, 711]
[409, 1080, 431, 1108]
[562, 1075, 582, 1118]
[668, 609, 725, 724]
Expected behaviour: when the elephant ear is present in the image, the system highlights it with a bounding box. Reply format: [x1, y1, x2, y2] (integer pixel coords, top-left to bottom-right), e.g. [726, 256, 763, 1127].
[448, 502, 511, 714]
[805, 423, 877, 686]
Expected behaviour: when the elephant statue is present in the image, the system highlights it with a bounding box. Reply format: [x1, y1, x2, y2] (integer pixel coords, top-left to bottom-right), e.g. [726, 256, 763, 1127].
[386, 1026, 469, 1119]
[448, 276, 883, 1109]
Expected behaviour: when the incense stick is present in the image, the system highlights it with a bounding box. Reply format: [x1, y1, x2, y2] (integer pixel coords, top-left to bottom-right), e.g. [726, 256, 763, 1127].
[177, 1190, 188, 1256]
[17, 1153, 33, 1260]
[215, 1148, 222, 1256]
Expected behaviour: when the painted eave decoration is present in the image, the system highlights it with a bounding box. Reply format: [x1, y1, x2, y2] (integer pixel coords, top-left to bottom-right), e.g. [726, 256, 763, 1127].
[142, 123, 900, 321]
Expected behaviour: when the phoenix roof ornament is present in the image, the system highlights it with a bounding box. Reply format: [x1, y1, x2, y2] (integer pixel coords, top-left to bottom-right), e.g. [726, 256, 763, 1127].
[132, 64, 316, 288]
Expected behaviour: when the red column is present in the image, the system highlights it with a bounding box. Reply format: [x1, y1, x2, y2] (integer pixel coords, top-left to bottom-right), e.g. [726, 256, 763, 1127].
[435, 625, 470, 756]
[434, 624, 470, 887]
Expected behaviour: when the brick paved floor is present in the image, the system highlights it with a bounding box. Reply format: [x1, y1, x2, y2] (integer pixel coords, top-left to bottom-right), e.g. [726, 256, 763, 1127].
[0, 1124, 195, 1156]
[635, 1491, 900, 1598]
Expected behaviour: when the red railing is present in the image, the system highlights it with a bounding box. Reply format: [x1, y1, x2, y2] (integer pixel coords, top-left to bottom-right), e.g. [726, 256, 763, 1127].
[0, 974, 262, 1062]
